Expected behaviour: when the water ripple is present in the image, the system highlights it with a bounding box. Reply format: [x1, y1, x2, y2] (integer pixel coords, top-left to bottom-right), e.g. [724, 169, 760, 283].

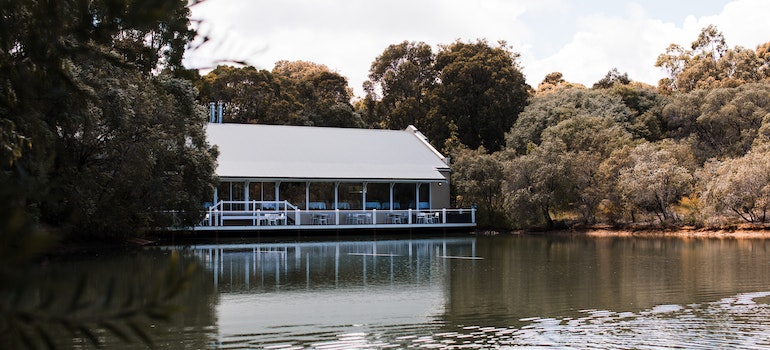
[218, 291, 770, 349]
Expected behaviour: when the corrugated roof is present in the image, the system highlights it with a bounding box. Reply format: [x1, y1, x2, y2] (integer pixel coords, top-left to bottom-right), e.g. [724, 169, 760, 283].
[207, 124, 449, 182]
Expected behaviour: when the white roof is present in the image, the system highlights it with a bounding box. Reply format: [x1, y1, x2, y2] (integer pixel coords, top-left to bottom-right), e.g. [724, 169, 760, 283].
[207, 123, 450, 182]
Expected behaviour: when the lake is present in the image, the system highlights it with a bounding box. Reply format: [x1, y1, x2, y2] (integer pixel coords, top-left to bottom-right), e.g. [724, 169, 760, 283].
[11, 233, 770, 349]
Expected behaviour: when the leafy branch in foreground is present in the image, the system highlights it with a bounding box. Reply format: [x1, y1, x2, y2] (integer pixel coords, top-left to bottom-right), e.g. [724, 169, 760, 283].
[0, 251, 196, 350]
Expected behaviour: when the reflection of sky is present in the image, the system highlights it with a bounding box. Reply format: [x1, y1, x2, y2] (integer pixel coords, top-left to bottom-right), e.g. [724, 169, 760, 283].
[175, 238, 479, 345]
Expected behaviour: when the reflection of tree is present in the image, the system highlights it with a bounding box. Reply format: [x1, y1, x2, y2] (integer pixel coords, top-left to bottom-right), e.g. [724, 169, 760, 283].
[441, 236, 770, 328]
[0, 250, 216, 349]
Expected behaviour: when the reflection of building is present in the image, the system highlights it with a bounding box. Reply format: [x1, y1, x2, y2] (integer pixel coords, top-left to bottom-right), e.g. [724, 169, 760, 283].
[181, 238, 478, 292]
[197, 122, 476, 231]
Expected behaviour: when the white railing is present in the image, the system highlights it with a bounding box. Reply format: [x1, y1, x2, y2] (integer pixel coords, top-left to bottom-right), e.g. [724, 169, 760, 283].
[202, 202, 476, 228]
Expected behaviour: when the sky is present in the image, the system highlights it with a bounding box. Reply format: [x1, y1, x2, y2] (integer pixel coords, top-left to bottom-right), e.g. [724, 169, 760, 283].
[183, 0, 770, 98]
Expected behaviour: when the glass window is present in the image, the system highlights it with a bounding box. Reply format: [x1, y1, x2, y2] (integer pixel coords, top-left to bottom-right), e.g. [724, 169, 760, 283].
[309, 182, 334, 210]
[394, 183, 415, 210]
[279, 182, 306, 209]
[338, 183, 362, 210]
[365, 183, 389, 210]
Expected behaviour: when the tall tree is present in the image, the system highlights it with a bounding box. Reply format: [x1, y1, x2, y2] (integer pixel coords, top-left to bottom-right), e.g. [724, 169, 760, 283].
[430, 40, 530, 153]
[364, 41, 436, 129]
[273, 60, 364, 127]
[197, 65, 305, 125]
[656, 25, 770, 92]
[0, 0, 217, 238]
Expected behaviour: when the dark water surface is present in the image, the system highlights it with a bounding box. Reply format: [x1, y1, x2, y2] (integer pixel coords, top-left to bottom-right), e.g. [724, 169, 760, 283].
[23, 234, 770, 348]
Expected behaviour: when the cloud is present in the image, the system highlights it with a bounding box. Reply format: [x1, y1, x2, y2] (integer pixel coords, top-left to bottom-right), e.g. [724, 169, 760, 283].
[185, 0, 770, 96]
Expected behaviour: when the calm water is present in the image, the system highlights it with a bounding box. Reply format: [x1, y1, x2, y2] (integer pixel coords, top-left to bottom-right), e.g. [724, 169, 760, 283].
[11, 234, 770, 349]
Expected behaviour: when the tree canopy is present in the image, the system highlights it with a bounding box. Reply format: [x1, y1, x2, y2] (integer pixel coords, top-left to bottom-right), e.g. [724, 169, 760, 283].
[197, 63, 364, 127]
[1, 0, 217, 239]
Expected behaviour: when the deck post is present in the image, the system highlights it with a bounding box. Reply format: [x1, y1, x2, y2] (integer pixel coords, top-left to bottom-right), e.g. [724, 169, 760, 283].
[373, 209, 377, 225]
[442, 208, 447, 224]
[471, 208, 476, 224]
[408, 209, 412, 224]
[335, 209, 340, 226]
[295, 208, 301, 225]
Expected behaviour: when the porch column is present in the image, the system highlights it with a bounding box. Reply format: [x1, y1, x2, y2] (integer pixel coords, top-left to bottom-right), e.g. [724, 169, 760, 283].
[362, 182, 367, 210]
[213, 187, 219, 205]
[389, 183, 395, 211]
[275, 182, 280, 205]
[244, 181, 250, 210]
[305, 182, 311, 210]
[415, 183, 421, 210]
[334, 182, 340, 209]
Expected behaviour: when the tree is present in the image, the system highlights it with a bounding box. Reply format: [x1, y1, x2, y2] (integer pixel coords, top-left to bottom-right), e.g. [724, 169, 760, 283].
[699, 150, 770, 223]
[451, 145, 507, 227]
[592, 68, 630, 89]
[618, 141, 696, 223]
[430, 40, 530, 153]
[538, 116, 635, 224]
[503, 144, 572, 230]
[505, 88, 632, 155]
[197, 65, 305, 125]
[364, 41, 437, 130]
[0, 0, 217, 238]
[273, 61, 364, 128]
[656, 25, 769, 92]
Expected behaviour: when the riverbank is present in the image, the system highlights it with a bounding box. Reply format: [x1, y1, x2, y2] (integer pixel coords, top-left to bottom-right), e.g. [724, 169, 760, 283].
[507, 223, 770, 239]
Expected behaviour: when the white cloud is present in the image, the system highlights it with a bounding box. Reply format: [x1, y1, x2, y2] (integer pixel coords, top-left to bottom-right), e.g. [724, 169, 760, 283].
[184, 0, 770, 96]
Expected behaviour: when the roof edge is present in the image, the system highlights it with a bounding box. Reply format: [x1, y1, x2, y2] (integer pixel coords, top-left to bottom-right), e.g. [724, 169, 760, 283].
[405, 125, 448, 165]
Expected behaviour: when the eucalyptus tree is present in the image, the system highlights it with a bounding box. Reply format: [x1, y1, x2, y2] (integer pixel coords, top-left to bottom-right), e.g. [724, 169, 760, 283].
[617, 141, 696, 223]
[505, 87, 632, 155]
[197, 65, 305, 125]
[0, 0, 217, 238]
[656, 25, 769, 92]
[699, 150, 770, 223]
[451, 145, 507, 227]
[273, 60, 364, 128]
[365, 41, 437, 130]
[430, 40, 530, 153]
[539, 116, 635, 224]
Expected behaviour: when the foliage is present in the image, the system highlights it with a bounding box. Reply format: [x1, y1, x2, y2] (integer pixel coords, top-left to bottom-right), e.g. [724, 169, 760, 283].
[592, 68, 631, 89]
[505, 88, 632, 155]
[0, 251, 195, 349]
[197, 63, 364, 127]
[656, 25, 770, 92]
[363, 39, 530, 153]
[617, 141, 696, 223]
[364, 41, 436, 130]
[429, 40, 530, 153]
[0, 0, 217, 239]
[450, 145, 507, 227]
[699, 150, 770, 223]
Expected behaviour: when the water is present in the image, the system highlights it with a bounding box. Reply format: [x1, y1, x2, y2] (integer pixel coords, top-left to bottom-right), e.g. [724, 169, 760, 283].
[9, 234, 770, 349]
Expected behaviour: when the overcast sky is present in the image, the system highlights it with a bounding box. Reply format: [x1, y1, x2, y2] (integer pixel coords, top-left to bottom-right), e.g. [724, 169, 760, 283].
[183, 0, 770, 97]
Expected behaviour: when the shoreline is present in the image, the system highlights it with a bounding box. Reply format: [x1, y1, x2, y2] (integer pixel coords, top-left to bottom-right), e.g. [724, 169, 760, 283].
[507, 224, 770, 239]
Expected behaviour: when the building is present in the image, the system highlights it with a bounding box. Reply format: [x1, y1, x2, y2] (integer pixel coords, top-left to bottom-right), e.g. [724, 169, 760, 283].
[197, 122, 476, 231]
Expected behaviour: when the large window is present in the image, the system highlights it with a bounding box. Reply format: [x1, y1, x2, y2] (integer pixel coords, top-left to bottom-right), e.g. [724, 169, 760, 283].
[309, 182, 334, 210]
[280, 182, 306, 209]
[393, 183, 415, 210]
[338, 183, 362, 210]
[365, 183, 389, 209]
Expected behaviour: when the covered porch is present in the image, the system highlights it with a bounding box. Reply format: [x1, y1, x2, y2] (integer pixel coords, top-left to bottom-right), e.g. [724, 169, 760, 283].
[197, 180, 476, 231]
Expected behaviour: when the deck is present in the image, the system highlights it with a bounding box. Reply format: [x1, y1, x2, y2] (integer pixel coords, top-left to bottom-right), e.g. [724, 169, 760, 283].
[193, 200, 477, 232]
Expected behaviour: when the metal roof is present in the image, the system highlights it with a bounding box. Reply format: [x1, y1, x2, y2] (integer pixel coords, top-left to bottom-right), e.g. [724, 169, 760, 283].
[207, 123, 450, 182]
